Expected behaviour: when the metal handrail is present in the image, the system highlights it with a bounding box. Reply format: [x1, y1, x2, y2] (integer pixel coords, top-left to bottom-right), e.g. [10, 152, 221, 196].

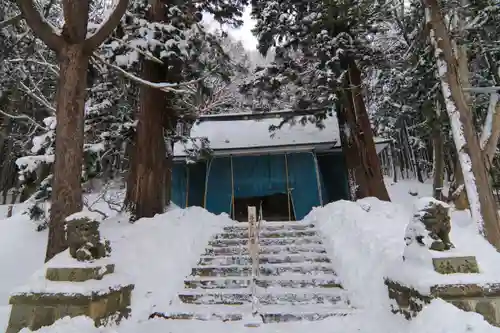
[247, 206, 261, 318]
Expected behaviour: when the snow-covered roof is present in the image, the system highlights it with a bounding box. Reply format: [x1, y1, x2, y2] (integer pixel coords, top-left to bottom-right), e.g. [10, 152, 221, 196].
[173, 115, 341, 157]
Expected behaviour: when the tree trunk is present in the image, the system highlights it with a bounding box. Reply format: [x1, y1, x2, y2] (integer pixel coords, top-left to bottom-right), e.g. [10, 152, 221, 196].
[429, 99, 445, 199]
[16, 0, 128, 261]
[480, 93, 500, 163]
[125, 59, 167, 219]
[46, 44, 88, 261]
[347, 60, 391, 201]
[125, 0, 169, 220]
[425, 0, 500, 249]
[432, 119, 444, 199]
[337, 96, 369, 201]
[390, 141, 398, 183]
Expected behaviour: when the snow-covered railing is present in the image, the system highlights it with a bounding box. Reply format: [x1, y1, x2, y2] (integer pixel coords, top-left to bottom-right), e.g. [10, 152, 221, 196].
[247, 206, 261, 317]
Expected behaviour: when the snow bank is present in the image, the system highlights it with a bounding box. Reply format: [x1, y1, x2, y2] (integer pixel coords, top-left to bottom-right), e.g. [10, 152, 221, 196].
[305, 199, 405, 311]
[0, 204, 233, 331]
[19, 316, 113, 333]
[100, 207, 234, 319]
[304, 178, 500, 332]
[4, 178, 500, 333]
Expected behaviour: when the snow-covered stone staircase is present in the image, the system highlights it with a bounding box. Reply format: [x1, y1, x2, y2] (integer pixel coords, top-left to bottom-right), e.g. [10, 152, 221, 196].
[162, 221, 355, 323]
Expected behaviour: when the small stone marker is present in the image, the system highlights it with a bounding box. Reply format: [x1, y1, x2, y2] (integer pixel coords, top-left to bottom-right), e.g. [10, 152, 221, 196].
[432, 256, 479, 274]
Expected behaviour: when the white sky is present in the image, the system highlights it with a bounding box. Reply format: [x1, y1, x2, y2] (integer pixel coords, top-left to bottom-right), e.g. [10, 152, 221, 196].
[228, 6, 257, 51]
[202, 5, 258, 51]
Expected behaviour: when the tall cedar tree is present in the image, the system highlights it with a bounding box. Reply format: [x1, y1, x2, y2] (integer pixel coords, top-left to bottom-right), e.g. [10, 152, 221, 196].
[106, 0, 247, 220]
[16, 0, 128, 261]
[246, 0, 390, 200]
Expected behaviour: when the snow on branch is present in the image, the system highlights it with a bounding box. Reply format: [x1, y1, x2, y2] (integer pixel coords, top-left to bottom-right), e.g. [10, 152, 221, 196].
[84, 0, 129, 51]
[108, 36, 164, 65]
[480, 93, 498, 150]
[0, 13, 22, 29]
[0, 108, 48, 130]
[463, 86, 500, 93]
[93, 54, 218, 94]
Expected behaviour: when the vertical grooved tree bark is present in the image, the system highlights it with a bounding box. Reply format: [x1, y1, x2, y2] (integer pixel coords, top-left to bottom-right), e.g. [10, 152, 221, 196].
[16, 0, 128, 262]
[48, 43, 89, 261]
[126, 58, 167, 219]
[346, 60, 390, 201]
[125, 0, 168, 219]
[431, 101, 444, 199]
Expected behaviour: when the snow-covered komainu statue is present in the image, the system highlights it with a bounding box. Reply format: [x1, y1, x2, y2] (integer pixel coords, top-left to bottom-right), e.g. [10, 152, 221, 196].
[404, 197, 454, 255]
[66, 213, 111, 261]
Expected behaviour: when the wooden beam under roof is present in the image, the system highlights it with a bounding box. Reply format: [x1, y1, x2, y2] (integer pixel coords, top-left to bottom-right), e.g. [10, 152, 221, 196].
[197, 107, 333, 123]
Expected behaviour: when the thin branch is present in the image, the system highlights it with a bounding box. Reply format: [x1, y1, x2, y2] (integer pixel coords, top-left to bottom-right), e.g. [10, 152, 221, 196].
[84, 0, 129, 51]
[0, 108, 48, 130]
[17, 80, 56, 113]
[93, 54, 217, 93]
[463, 87, 500, 93]
[0, 14, 22, 29]
[7, 58, 59, 75]
[15, 0, 64, 52]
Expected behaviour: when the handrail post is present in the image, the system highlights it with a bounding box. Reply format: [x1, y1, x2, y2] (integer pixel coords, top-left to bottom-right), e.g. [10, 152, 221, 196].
[247, 206, 260, 319]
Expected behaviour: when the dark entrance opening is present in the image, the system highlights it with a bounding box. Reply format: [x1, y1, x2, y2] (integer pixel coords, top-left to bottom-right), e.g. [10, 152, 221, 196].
[233, 193, 295, 222]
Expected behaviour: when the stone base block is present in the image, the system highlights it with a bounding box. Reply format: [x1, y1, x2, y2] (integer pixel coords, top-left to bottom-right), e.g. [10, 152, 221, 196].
[45, 264, 115, 282]
[432, 256, 479, 274]
[386, 279, 500, 327]
[6, 284, 133, 333]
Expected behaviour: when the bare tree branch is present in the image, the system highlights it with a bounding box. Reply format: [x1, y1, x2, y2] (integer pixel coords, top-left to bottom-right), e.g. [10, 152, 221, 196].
[93, 54, 217, 93]
[84, 0, 129, 51]
[0, 14, 22, 29]
[15, 0, 64, 52]
[0, 108, 48, 130]
[463, 86, 500, 93]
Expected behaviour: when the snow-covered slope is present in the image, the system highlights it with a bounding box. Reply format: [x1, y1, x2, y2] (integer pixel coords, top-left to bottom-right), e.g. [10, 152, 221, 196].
[1, 179, 500, 333]
[0, 205, 234, 332]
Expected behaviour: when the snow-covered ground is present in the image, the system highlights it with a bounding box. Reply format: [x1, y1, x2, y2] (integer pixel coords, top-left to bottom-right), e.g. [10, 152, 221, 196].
[1, 178, 500, 333]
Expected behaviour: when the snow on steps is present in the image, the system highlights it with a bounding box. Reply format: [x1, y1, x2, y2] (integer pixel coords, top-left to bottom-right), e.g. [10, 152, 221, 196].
[178, 287, 350, 305]
[184, 275, 342, 289]
[198, 253, 331, 265]
[192, 262, 336, 277]
[161, 221, 354, 322]
[205, 244, 327, 256]
[208, 236, 323, 247]
[153, 304, 355, 322]
[223, 222, 316, 232]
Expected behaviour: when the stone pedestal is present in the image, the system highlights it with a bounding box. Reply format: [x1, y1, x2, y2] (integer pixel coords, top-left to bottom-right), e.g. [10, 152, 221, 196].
[7, 283, 133, 333]
[386, 279, 500, 327]
[432, 256, 479, 274]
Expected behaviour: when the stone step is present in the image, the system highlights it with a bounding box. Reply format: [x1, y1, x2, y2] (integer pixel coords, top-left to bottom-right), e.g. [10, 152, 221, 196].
[204, 244, 327, 256]
[198, 253, 331, 266]
[223, 223, 316, 233]
[191, 263, 335, 277]
[214, 230, 318, 240]
[178, 287, 349, 305]
[152, 304, 354, 322]
[184, 275, 342, 289]
[208, 236, 322, 247]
